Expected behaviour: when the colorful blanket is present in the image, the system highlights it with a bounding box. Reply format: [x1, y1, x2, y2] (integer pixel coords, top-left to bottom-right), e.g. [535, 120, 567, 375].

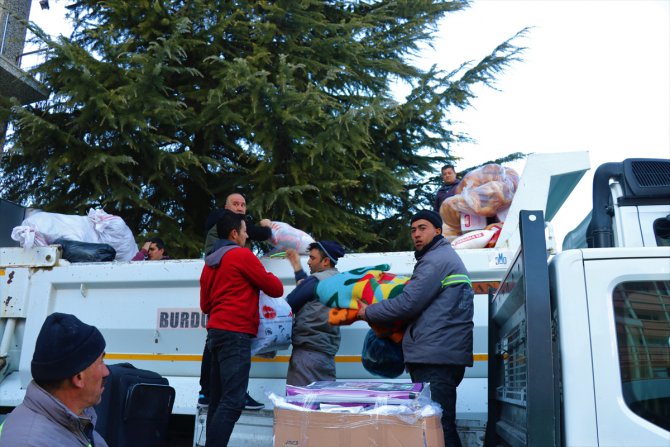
[316, 264, 410, 309]
[316, 265, 409, 342]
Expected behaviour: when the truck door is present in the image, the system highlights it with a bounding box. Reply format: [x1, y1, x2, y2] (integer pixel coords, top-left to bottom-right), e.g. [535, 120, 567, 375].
[486, 211, 561, 447]
[583, 251, 670, 446]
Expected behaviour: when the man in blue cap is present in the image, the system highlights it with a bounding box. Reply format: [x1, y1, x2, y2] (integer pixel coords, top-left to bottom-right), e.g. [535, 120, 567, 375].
[0, 312, 110, 446]
[357, 210, 474, 447]
[285, 240, 345, 386]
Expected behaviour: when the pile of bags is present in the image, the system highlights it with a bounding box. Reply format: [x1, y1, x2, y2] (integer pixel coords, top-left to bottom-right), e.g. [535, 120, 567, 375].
[439, 163, 519, 249]
[11, 209, 137, 261]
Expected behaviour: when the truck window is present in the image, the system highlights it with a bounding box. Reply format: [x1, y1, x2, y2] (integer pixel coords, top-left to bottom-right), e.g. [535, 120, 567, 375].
[653, 217, 670, 246]
[613, 281, 670, 431]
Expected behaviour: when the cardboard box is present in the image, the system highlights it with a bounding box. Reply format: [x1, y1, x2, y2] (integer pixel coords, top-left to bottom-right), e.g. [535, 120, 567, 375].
[273, 408, 444, 447]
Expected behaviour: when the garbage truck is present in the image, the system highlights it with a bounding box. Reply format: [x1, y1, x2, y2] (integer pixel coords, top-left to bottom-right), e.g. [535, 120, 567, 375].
[0, 151, 667, 446]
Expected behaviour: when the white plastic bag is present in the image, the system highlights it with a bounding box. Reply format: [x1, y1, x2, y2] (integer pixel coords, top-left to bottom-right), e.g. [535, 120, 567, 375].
[87, 209, 137, 261]
[268, 221, 315, 254]
[251, 293, 293, 356]
[12, 211, 100, 248]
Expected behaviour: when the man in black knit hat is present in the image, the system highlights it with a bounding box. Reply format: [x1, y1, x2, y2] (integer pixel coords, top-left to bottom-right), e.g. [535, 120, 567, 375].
[357, 209, 474, 447]
[0, 313, 110, 446]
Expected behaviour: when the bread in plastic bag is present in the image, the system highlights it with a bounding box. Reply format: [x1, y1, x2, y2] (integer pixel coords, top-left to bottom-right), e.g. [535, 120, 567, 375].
[361, 329, 405, 378]
[54, 238, 117, 263]
[87, 208, 137, 261]
[268, 221, 315, 254]
[440, 164, 519, 236]
[251, 292, 293, 356]
[461, 180, 515, 217]
[456, 163, 519, 193]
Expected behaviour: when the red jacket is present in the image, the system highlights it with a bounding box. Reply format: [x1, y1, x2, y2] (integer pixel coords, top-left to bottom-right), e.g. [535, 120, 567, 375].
[200, 244, 283, 335]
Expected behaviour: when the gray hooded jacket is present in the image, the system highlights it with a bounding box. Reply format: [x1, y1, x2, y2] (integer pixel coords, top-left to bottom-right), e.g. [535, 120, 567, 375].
[365, 237, 474, 366]
[0, 380, 108, 447]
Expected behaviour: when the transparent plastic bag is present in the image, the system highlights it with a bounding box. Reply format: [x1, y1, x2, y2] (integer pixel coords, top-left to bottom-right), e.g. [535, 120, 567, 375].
[441, 164, 519, 236]
[268, 221, 315, 254]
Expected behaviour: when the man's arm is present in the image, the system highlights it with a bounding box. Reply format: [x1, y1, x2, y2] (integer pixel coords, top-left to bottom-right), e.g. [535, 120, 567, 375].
[285, 276, 318, 313]
[131, 241, 151, 261]
[246, 216, 272, 241]
[237, 249, 283, 297]
[364, 260, 443, 323]
[200, 266, 213, 314]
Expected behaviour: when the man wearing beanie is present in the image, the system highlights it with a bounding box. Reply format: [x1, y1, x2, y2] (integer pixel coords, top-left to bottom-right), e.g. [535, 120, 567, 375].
[0, 312, 109, 446]
[357, 209, 474, 447]
[284, 240, 345, 386]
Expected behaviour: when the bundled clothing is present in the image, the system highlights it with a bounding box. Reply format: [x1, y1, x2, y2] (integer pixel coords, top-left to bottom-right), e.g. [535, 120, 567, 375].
[0, 381, 108, 446]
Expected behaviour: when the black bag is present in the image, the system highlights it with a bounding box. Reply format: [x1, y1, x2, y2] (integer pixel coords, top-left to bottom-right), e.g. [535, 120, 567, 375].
[94, 363, 175, 447]
[54, 238, 116, 263]
[361, 329, 405, 378]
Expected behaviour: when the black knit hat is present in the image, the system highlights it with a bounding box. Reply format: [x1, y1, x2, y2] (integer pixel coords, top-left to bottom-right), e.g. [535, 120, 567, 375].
[31, 313, 106, 382]
[411, 209, 443, 230]
[310, 240, 345, 265]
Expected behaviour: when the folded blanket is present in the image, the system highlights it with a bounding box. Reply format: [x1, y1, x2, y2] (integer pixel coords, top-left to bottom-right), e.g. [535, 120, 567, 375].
[316, 264, 410, 309]
[328, 308, 404, 343]
[318, 265, 409, 342]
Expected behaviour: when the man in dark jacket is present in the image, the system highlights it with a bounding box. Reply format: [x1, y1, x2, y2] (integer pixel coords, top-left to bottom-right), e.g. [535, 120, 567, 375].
[204, 193, 272, 255]
[0, 313, 110, 446]
[284, 240, 345, 386]
[434, 164, 460, 212]
[200, 211, 283, 446]
[357, 209, 474, 447]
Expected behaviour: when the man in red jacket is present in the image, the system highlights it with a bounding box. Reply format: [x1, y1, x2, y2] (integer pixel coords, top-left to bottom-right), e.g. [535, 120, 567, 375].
[200, 211, 283, 447]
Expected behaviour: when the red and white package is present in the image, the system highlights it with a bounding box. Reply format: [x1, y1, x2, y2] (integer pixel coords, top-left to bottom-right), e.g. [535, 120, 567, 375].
[451, 229, 497, 250]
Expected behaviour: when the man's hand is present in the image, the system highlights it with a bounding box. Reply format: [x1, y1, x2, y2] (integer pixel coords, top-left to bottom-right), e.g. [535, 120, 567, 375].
[356, 299, 368, 322]
[141, 241, 151, 251]
[285, 249, 302, 272]
[259, 219, 272, 228]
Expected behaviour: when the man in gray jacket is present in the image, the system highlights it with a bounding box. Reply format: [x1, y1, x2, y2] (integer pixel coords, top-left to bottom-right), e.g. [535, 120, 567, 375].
[357, 210, 474, 447]
[0, 312, 110, 446]
[285, 240, 345, 386]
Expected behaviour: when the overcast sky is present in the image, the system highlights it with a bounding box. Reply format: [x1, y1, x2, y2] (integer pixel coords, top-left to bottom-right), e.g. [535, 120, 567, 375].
[424, 0, 670, 245]
[29, 0, 669, 246]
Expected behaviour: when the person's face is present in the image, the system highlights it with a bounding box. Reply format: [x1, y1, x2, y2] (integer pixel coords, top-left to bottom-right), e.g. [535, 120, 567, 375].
[442, 167, 457, 184]
[411, 219, 441, 251]
[232, 220, 248, 247]
[79, 353, 109, 408]
[225, 194, 247, 214]
[307, 248, 329, 274]
[147, 243, 164, 260]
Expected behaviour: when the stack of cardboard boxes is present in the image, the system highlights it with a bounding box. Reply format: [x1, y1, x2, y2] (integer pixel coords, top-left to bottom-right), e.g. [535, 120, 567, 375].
[271, 381, 444, 447]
